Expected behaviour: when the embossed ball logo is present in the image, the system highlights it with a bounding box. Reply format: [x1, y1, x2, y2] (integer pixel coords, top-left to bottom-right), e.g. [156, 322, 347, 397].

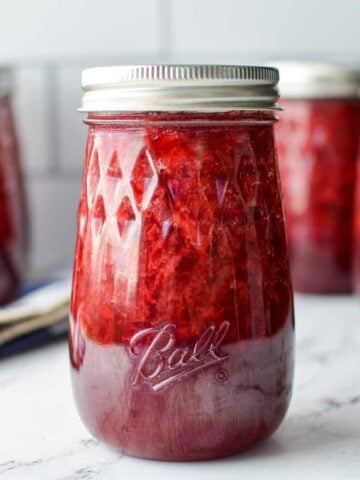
[128, 321, 230, 391]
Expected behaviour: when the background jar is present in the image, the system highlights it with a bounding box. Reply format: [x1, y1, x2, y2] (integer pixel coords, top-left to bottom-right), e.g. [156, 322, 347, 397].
[275, 62, 360, 294]
[0, 67, 28, 304]
[69, 65, 295, 461]
[351, 101, 360, 293]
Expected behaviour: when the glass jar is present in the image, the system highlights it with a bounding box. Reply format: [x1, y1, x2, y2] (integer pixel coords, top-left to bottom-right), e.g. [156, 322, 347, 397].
[0, 67, 28, 304]
[69, 65, 294, 461]
[275, 62, 360, 293]
[352, 142, 360, 293]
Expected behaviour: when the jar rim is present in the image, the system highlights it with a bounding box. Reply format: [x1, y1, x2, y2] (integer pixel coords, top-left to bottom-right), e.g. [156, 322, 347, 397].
[80, 64, 280, 112]
[84, 110, 277, 127]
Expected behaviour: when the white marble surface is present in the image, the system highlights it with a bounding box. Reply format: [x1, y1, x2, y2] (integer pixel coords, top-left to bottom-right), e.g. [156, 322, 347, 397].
[1, 295, 360, 480]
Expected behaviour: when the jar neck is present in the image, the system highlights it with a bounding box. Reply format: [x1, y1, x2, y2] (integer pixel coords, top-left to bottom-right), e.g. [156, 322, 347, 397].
[84, 110, 277, 126]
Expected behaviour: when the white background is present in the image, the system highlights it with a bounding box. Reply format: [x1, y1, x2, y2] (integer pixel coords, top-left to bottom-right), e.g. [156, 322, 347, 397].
[0, 0, 359, 276]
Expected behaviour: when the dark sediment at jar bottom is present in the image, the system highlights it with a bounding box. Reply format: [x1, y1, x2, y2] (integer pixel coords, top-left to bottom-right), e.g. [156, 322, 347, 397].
[71, 326, 294, 461]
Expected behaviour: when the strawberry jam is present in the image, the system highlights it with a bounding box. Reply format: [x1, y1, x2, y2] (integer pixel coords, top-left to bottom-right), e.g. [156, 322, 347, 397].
[70, 111, 294, 460]
[70, 65, 294, 461]
[0, 90, 28, 304]
[352, 147, 360, 293]
[276, 98, 360, 293]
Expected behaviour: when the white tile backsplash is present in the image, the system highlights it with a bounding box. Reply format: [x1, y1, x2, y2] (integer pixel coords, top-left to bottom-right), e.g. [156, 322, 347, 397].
[172, 0, 360, 58]
[0, 0, 161, 60]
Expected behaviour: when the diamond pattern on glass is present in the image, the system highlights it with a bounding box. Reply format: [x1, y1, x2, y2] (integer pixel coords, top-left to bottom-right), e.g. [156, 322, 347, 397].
[91, 195, 106, 237]
[107, 152, 123, 178]
[85, 140, 159, 247]
[117, 196, 136, 238]
[87, 149, 100, 207]
[102, 151, 123, 209]
[215, 178, 229, 205]
[131, 148, 157, 211]
[78, 199, 88, 239]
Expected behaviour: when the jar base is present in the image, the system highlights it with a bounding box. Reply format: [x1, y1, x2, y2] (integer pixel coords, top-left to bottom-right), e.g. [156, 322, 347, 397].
[95, 418, 284, 462]
[71, 332, 293, 462]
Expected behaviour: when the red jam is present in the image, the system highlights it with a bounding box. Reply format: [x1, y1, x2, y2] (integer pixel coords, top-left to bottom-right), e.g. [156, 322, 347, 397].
[353, 148, 360, 293]
[0, 95, 28, 304]
[70, 111, 294, 460]
[276, 99, 360, 293]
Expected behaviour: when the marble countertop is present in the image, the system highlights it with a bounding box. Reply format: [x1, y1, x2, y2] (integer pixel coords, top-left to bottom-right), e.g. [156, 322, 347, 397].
[1, 295, 359, 480]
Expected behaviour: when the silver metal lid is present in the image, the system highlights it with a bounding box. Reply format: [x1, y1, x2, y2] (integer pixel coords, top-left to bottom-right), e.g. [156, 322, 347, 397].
[0, 66, 13, 98]
[80, 64, 280, 112]
[274, 61, 360, 99]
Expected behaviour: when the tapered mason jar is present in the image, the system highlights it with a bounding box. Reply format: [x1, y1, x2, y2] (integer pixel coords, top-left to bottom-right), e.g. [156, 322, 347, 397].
[275, 62, 360, 293]
[0, 66, 28, 304]
[69, 65, 295, 461]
